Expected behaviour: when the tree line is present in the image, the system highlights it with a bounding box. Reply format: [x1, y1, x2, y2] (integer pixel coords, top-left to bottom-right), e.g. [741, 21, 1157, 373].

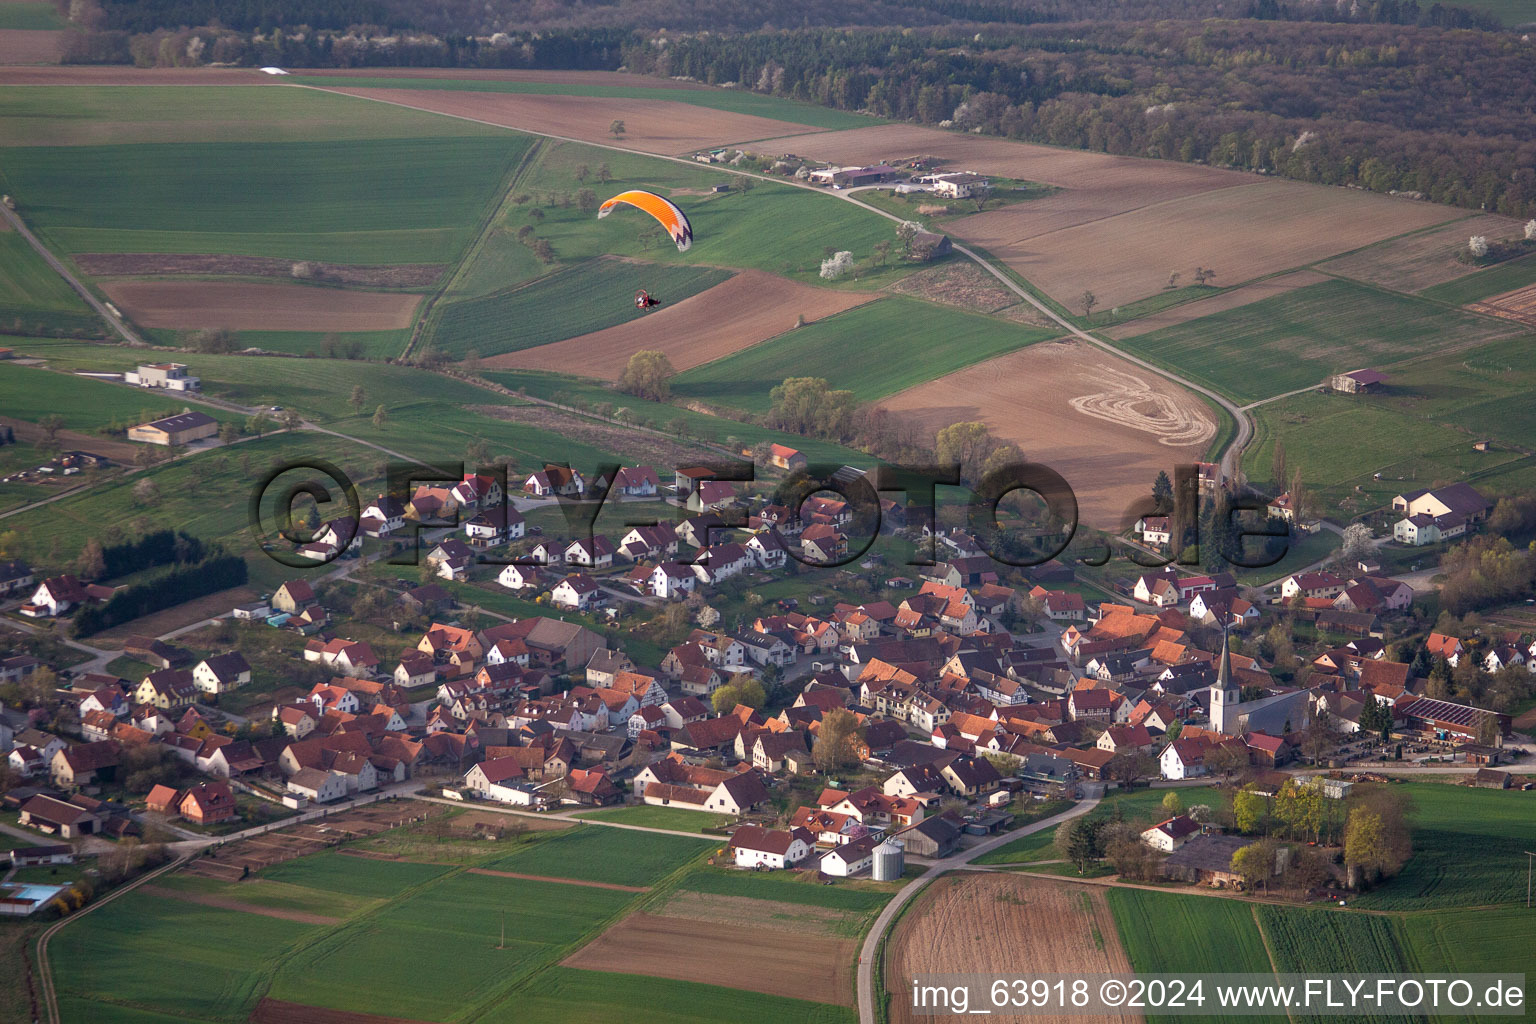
[71, 549, 248, 637]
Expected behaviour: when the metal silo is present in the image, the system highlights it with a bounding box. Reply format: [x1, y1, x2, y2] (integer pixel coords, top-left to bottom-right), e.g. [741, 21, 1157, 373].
[872, 838, 904, 881]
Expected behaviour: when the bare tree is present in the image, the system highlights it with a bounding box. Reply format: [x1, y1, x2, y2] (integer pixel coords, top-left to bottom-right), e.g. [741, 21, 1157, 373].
[1079, 290, 1098, 319]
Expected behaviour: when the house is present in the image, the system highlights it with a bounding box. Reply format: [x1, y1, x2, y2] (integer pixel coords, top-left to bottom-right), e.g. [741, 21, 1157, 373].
[19, 794, 100, 838]
[1425, 633, 1465, 667]
[565, 536, 617, 569]
[128, 409, 218, 446]
[611, 465, 660, 496]
[1159, 737, 1210, 780]
[464, 504, 525, 547]
[551, 574, 603, 611]
[820, 834, 881, 876]
[1136, 516, 1173, 548]
[21, 574, 111, 617]
[361, 496, 407, 535]
[135, 669, 197, 709]
[1068, 688, 1116, 722]
[464, 756, 543, 804]
[48, 739, 119, 788]
[0, 559, 34, 597]
[304, 638, 379, 678]
[287, 767, 347, 804]
[1097, 724, 1154, 756]
[125, 361, 200, 391]
[1280, 572, 1349, 602]
[929, 172, 990, 198]
[746, 529, 789, 570]
[1140, 814, 1200, 852]
[1161, 833, 1271, 886]
[800, 525, 847, 564]
[1328, 368, 1386, 394]
[729, 824, 812, 869]
[524, 464, 585, 497]
[497, 563, 543, 592]
[649, 562, 697, 600]
[618, 524, 678, 562]
[1392, 483, 1490, 527]
[9, 844, 75, 868]
[178, 782, 237, 824]
[192, 652, 252, 694]
[939, 755, 1002, 798]
[271, 580, 317, 614]
[766, 444, 808, 472]
[394, 652, 437, 688]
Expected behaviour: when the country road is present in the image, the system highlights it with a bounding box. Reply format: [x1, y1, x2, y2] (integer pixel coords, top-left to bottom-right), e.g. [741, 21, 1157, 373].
[0, 203, 144, 346]
[854, 796, 1099, 1024]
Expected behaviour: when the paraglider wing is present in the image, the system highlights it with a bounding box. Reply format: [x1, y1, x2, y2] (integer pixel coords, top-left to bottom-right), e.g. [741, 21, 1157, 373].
[597, 190, 692, 251]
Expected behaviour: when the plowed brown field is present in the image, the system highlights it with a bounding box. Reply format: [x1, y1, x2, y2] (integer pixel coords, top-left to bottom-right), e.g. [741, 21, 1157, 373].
[1469, 281, 1536, 328]
[1319, 213, 1525, 293]
[885, 873, 1142, 1024]
[100, 280, 423, 331]
[880, 337, 1213, 528]
[0, 65, 270, 84]
[758, 123, 1460, 307]
[300, 68, 705, 89]
[483, 269, 875, 377]
[0, 29, 60, 64]
[321, 86, 819, 155]
[563, 910, 857, 1005]
[251, 999, 435, 1024]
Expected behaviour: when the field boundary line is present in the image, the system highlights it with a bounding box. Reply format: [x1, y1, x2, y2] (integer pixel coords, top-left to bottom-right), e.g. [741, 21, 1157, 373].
[1250, 903, 1298, 1024]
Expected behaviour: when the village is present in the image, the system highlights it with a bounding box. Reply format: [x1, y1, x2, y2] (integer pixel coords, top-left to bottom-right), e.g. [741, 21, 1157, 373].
[3, 437, 1533, 927]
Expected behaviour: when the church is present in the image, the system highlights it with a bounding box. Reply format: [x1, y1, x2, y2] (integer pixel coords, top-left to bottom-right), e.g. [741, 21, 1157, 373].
[1209, 629, 1310, 737]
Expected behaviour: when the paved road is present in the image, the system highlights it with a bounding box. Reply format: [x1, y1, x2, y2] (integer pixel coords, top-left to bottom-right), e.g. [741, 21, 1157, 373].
[0, 203, 144, 346]
[854, 797, 1099, 1024]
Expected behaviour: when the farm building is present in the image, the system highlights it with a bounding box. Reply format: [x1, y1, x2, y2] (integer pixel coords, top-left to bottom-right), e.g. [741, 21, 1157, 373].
[1396, 696, 1509, 741]
[125, 362, 200, 391]
[728, 824, 813, 869]
[128, 410, 218, 446]
[1161, 833, 1268, 886]
[929, 172, 990, 198]
[1327, 368, 1386, 393]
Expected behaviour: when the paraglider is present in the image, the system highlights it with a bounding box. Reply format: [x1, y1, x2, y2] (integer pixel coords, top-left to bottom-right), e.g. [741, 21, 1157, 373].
[597, 190, 692, 252]
[634, 289, 660, 311]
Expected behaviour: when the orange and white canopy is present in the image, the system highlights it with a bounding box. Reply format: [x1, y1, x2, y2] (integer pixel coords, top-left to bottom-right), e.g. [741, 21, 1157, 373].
[597, 190, 693, 251]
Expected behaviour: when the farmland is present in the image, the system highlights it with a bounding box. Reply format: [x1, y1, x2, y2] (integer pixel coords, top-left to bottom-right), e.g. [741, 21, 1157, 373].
[0, 3, 63, 30]
[881, 337, 1217, 527]
[1255, 907, 1421, 1024]
[483, 270, 876, 378]
[671, 296, 1058, 413]
[0, 233, 102, 336]
[100, 279, 424, 332]
[0, 135, 529, 264]
[1114, 278, 1528, 405]
[0, 360, 228, 433]
[886, 873, 1138, 1024]
[1418, 251, 1536, 306]
[50, 809, 860, 1024]
[430, 259, 730, 358]
[572, 804, 735, 832]
[482, 824, 713, 887]
[293, 69, 875, 130]
[1317, 215, 1527, 294]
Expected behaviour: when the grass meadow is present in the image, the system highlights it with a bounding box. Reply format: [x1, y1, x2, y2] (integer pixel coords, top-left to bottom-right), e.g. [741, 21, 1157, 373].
[1114, 278, 1526, 404]
[1418, 251, 1536, 304]
[671, 296, 1058, 412]
[572, 804, 736, 832]
[0, 2, 63, 28]
[0, 360, 210, 433]
[430, 260, 730, 358]
[0, 136, 529, 264]
[0, 234, 96, 329]
[483, 825, 713, 887]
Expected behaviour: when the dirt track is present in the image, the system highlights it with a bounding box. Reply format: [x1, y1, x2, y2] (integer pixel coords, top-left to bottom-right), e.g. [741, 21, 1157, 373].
[140, 884, 342, 926]
[564, 910, 857, 1005]
[484, 269, 875, 377]
[321, 85, 821, 155]
[99, 279, 424, 331]
[885, 873, 1142, 1024]
[880, 337, 1213, 528]
[465, 867, 649, 892]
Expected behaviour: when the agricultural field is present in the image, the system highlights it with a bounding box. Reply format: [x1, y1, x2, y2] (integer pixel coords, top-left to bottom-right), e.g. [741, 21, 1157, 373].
[1243, 389, 1536, 516]
[881, 336, 1217, 527]
[0, 135, 529, 264]
[572, 804, 735, 832]
[484, 269, 876, 378]
[0, 233, 102, 337]
[1255, 907, 1422, 1024]
[100, 279, 424, 332]
[430, 259, 730, 358]
[885, 873, 1138, 1024]
[1104, 270, 1330, 340]
[314, 81, 832, 157]
[0, 360, 230, 433]
[482, 824, 713, 887]
[1441, 0, 1536, 22]
[1347, 783, 1536, 910]
[0, 2, 64, 30]
[481, 968, 857, 1024]
[292, 68, 876, 130]
[1418, 251, 1536, 306]
[1317, 215, 1527, 294]
[1114, 278, 1528, 405]
[671, 296, 1058, 413]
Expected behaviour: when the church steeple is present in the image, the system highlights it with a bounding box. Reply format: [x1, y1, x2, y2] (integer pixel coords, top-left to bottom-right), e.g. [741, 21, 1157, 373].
[1211, 624, 1239, 734]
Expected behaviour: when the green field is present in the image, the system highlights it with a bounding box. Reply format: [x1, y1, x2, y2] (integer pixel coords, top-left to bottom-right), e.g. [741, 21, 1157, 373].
[1256, 906, 1421, 1024]
[0, 361, 227, 432]
[50, 892, 322, 1022]
[483, 825, 712, 887]
[0, 234, 103, 336]
[484, 967, 857, 1024]
[1435, 0, 1536, 23]
[1348, 783, 1536, 910]
[572, 804, 735, 832]
[456, 141, 915, 295]
[0, 85, 515, 147]
[0, 2, 63, 29]
[1418, 251, 1536, 304]
[431, 260, 730, 358]
[1115, 278, 1526, 404]
[292, 74, 877, 130]
[675, 865, 896, 912]
[672, 296, 1058, 412]
[0, 136, 529, 264]
[1244, 389, 1536, 515]
[259, 850, 453, 897]
[1106, 888, 1284, 1024]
